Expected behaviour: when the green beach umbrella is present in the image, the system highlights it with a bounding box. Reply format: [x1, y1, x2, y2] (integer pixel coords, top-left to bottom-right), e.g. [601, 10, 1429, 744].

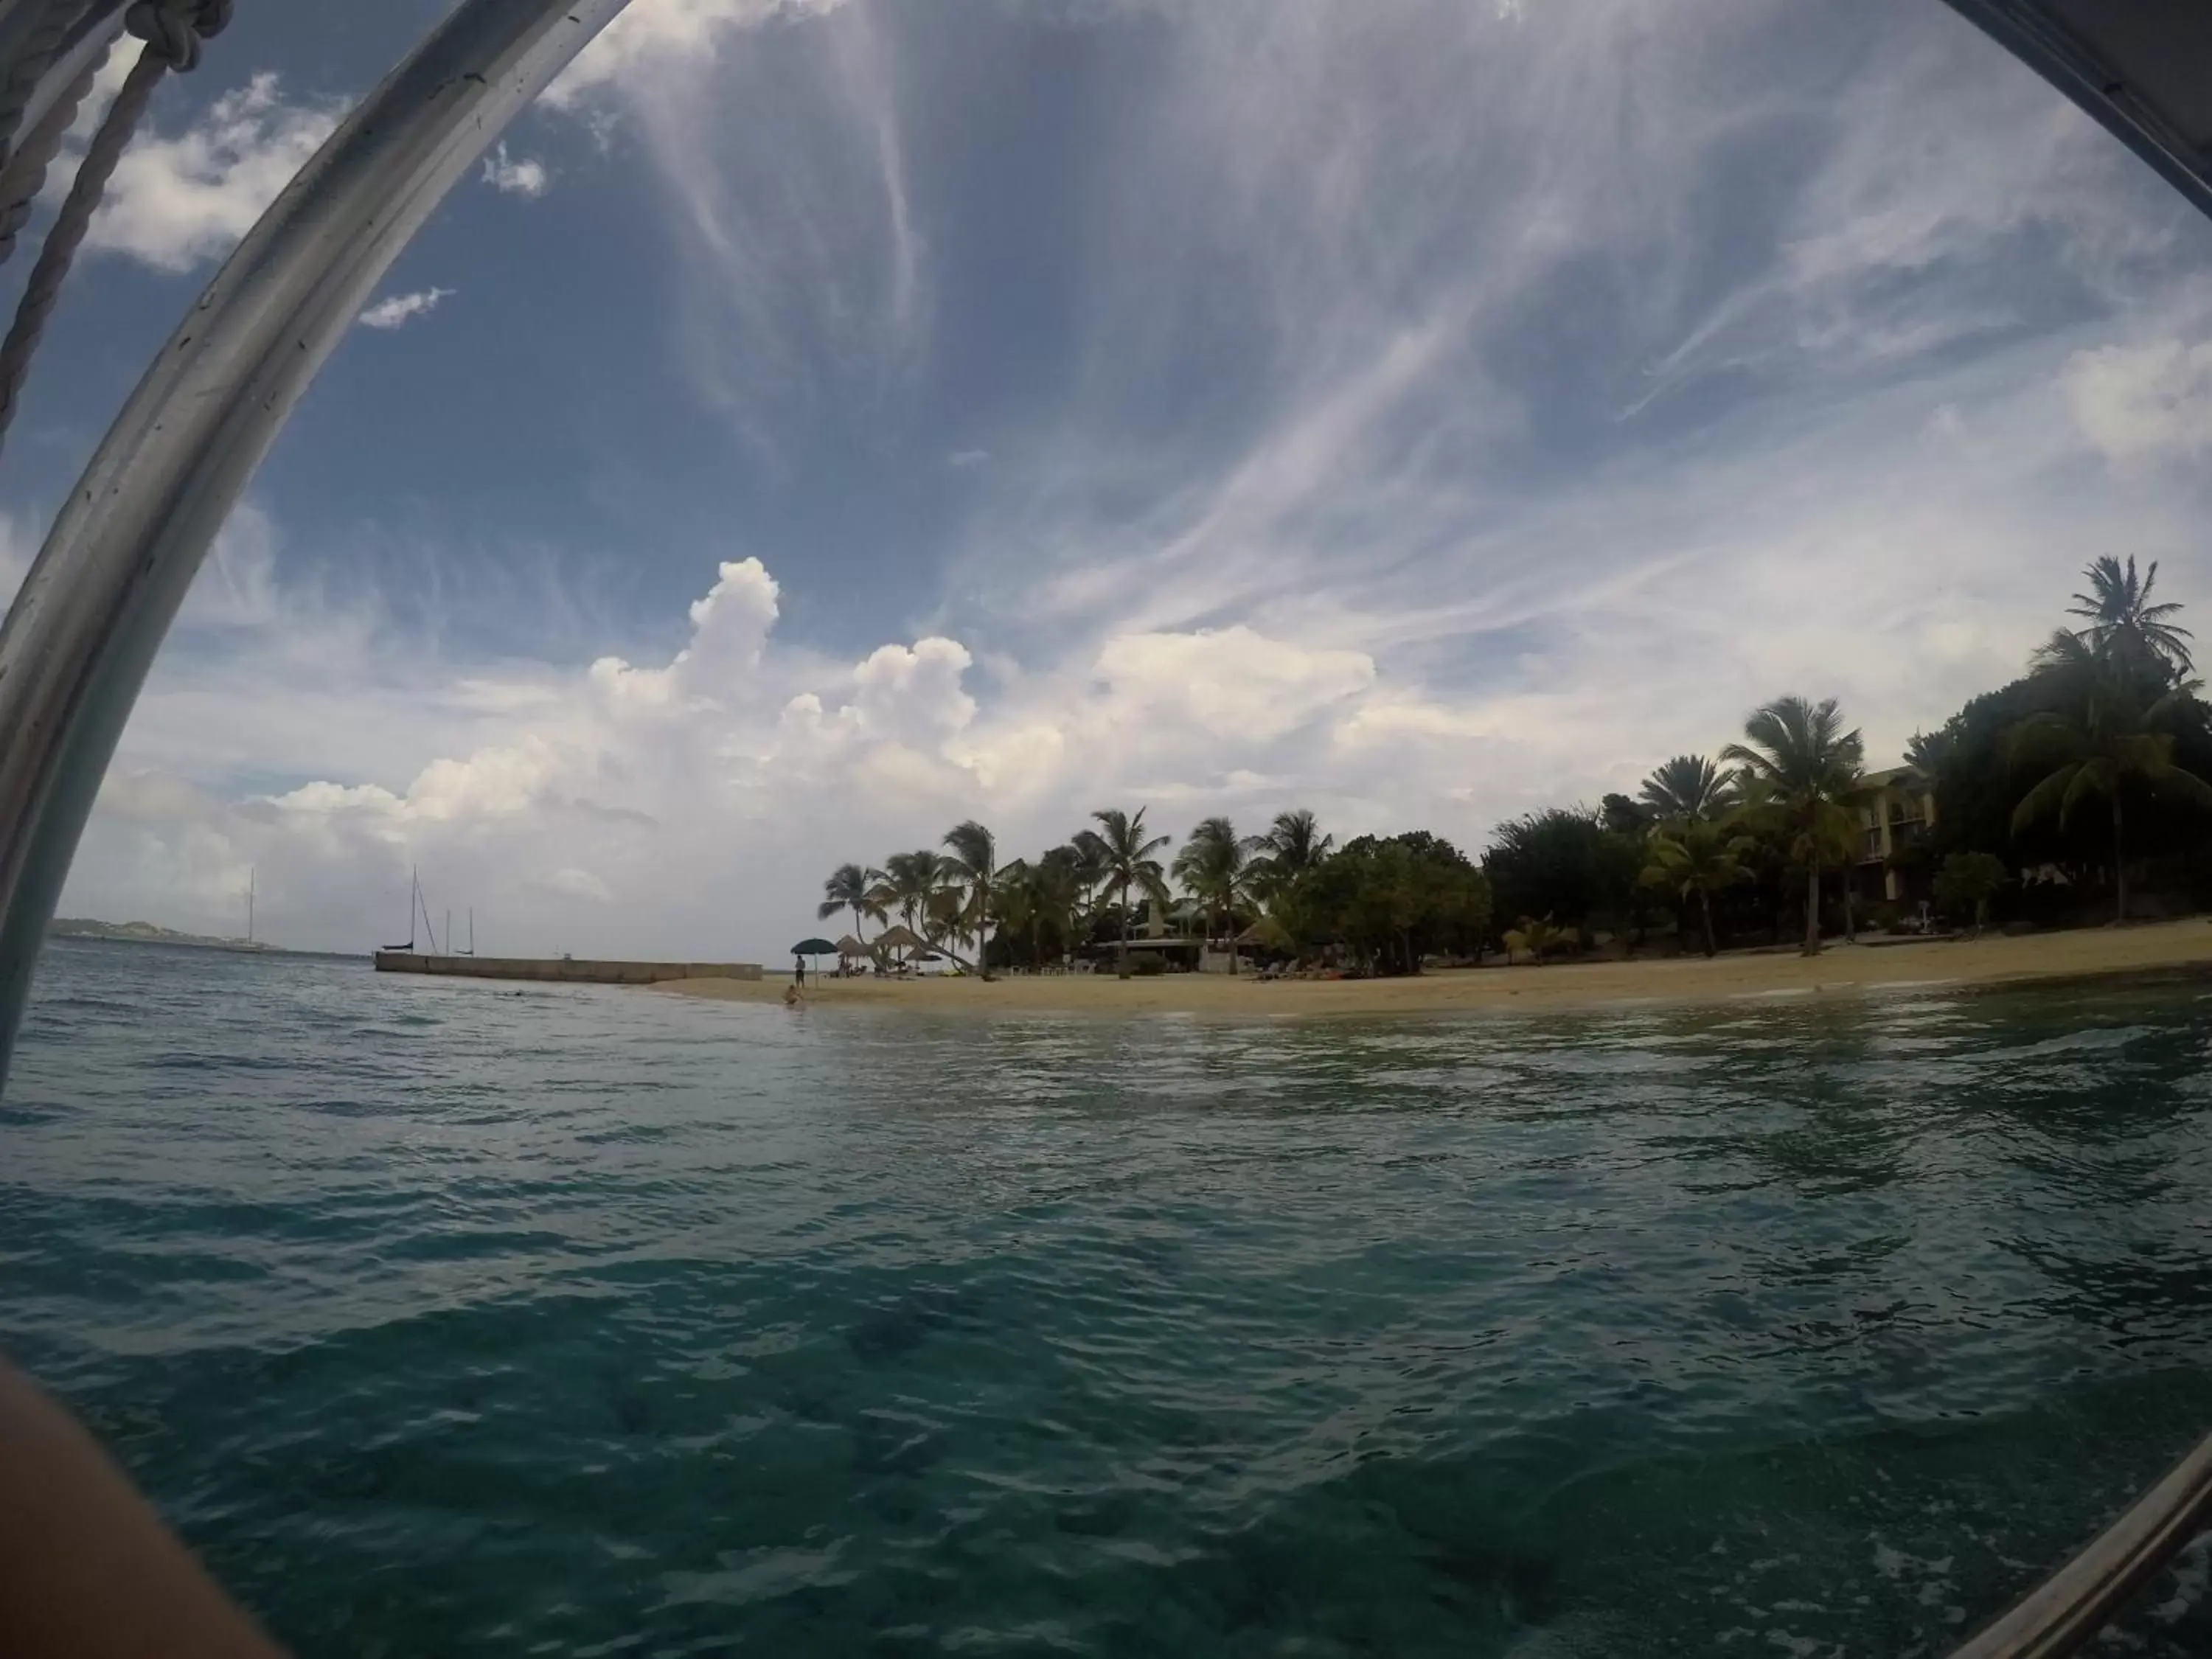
[790, 937, 838, 956]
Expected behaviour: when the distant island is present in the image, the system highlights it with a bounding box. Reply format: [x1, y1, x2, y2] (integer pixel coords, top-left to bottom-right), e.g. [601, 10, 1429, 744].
[51, 917, 274, 953]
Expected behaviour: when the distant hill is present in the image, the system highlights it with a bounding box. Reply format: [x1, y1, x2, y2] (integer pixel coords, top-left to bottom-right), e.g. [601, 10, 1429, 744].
[50, 918, 274, 953]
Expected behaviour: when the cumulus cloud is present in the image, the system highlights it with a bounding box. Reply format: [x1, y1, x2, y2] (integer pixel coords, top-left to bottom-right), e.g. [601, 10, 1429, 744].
[43, 0, 2212, 959]
[357, 287, 455, 330]
[80, 72, 338, 271]
[481, 142, 550, 198]
[544, 0, 849, 107]
[2062, 338, 2212, 465]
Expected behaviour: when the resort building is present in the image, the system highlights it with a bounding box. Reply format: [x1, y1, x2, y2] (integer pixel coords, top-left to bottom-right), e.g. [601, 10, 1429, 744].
[1854, 765, 1936, 905]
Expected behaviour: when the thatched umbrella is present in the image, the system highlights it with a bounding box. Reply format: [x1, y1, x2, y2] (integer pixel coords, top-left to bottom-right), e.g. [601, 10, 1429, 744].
[872, 923, 925, 965]
[1238, 917, 1294, 952]
[835, 933, 866, 959]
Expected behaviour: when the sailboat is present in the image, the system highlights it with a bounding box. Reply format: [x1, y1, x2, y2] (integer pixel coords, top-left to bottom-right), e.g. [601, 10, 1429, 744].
[381, 868, 435, 954]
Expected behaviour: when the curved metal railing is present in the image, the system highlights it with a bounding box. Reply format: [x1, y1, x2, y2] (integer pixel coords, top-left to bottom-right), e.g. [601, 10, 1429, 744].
[0, 3, 2203, 1653]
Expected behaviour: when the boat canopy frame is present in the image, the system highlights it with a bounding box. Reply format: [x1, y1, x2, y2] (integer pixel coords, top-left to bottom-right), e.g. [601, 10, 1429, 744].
[0, 0, 2208, 1650]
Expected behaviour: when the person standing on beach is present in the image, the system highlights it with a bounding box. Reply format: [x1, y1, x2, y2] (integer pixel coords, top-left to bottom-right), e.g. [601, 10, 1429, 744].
[793, 953, 806, 987]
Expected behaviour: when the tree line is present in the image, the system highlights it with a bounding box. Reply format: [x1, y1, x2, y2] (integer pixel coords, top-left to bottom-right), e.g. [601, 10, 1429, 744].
[821, 559, 2212, 974]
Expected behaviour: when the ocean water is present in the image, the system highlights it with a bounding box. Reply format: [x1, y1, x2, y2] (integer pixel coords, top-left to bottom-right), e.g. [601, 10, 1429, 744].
[5, 942, 2212, 1655]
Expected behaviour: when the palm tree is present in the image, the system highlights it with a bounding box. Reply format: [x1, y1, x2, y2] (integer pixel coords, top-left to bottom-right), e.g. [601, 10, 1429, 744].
[1640, 820, 1750, 957]
[2065, 555, 2194, 680]
[1255, 809, 1334, 894]
[2008, 674, 2212, 923]
[1638, 754, 1735, 824]
[817, 863, 882, 947]
[876, 849, 946, 950]
[1091, 807, 1172, 978]
[997, 851, 1084, 970]
[1721, 695, 1866, 956]
[1903, 728, 1952, 781]
[1172, 817, 1262, 973]
[941, 821, 998, 980]
[1502, 915, 1576, 964]
[1067, 828, 1110, 931]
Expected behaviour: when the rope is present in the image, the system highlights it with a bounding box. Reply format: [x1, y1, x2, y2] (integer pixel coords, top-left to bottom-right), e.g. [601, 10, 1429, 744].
[0, 44, 103, 265]
[0, 0, 82, 184]
[0, 0, 227, 453]
[122, 0, 226, 71]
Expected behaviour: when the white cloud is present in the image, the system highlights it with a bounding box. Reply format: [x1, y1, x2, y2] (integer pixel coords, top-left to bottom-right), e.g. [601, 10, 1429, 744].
[541, 867, 612, 902]
[2062, 338, 2212, 465]
[543, 0, 850, 107]
[42, 0, 2212, 959]
[481, 142, 550, 198]
[1093, 628, 1374, 742]
[80, 72, 338, 271]
[357, 287, 455, 331]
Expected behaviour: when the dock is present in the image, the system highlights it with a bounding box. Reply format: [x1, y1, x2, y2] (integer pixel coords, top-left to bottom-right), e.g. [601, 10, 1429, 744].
[372, 952, 761, 986]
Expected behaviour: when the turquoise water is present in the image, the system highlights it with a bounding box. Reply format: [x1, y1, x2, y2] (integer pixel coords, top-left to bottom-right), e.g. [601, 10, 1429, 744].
[5, 942, 2212, 1654]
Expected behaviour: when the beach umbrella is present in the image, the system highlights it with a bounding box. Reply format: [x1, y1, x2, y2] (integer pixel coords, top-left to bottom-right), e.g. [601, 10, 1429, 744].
[835, 934, 866, 957]
[790, 936, 838, 956]
[872, 924, 924, 955]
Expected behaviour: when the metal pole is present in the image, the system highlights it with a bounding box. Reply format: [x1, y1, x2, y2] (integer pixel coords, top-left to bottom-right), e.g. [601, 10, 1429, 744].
[0, 0, 631, 1084]
[1947, 1428, 2212, 1658]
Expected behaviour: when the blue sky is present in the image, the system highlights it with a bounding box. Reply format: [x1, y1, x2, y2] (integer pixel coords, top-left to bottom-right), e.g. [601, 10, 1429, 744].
[7, 0, 2212, 957]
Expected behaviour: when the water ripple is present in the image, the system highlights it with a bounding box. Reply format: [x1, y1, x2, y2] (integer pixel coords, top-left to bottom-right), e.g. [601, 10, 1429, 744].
[4, 939, 2212, 1653]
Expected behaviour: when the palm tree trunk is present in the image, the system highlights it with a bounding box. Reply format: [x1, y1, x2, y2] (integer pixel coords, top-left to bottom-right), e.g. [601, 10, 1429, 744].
[2112, 793, 2129, 924]
[1803, 862, 1822, 956]
[1700, 888, 1717, 958]
[1117, 880, 1132, 978]
[978, 883, 993, 981]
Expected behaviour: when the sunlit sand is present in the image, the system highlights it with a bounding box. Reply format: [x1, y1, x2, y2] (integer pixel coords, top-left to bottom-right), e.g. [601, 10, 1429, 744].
[657, 918, 2212, 1018]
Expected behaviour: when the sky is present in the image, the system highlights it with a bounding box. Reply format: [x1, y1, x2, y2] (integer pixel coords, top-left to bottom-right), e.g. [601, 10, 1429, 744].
[5, 0, 2212, 959]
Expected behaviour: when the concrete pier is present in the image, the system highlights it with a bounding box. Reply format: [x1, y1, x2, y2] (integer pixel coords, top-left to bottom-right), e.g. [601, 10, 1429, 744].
[373, 953, 760, 986]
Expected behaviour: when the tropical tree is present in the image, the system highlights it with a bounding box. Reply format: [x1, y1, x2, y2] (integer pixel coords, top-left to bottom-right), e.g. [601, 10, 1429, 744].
[1285, 834, 1490, 973]
[2065, 555, 2194, 681]
[1640, 820, 1750, 958]
[876, 849, 947, 945]
[817, 862, 882, 945]
[1256, 808, 1335, 894]
[941, 821, 1000, 981]
[1933, 852, 2007, 936]
[1091, 807, 1173, 978]
[1640, 754, 1735, 824]
[1721, 695, 1866, 956]
[1502, 915, 1576, 964]
[1172, 817, 1262, 972]
[1068, 827, 1111, 934]
[2008, 674, 2212, 922]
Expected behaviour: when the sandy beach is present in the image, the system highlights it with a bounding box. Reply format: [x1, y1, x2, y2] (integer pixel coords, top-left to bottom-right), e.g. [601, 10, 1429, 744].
[657, 918, 2212, 1018]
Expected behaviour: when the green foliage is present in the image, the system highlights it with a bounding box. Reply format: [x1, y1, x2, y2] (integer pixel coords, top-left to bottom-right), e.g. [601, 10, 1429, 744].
[1501, 915, 1576, 964]
[1722, 695, 1865, 954]
[1091, 807, 1173, 977]
[1279, 832, 1491, 974]
[1483, 807, 1645, 941]
[1933, 852, 2007, 933]
[2006, 667, 2212, 922]
[940, 821, 998, 978]
[1171, 817, 1263, 969]
[1252, 808, 1335, 899]
[1601, 793, 1653, 836]
[1640, 754, 1736, 824]
[1641, 820, 1751, 956]
[817, 863, 882, 936]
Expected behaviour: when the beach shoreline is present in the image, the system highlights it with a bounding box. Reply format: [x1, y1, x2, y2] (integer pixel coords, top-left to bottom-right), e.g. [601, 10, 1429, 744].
[656, 917, 2212, 1018]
